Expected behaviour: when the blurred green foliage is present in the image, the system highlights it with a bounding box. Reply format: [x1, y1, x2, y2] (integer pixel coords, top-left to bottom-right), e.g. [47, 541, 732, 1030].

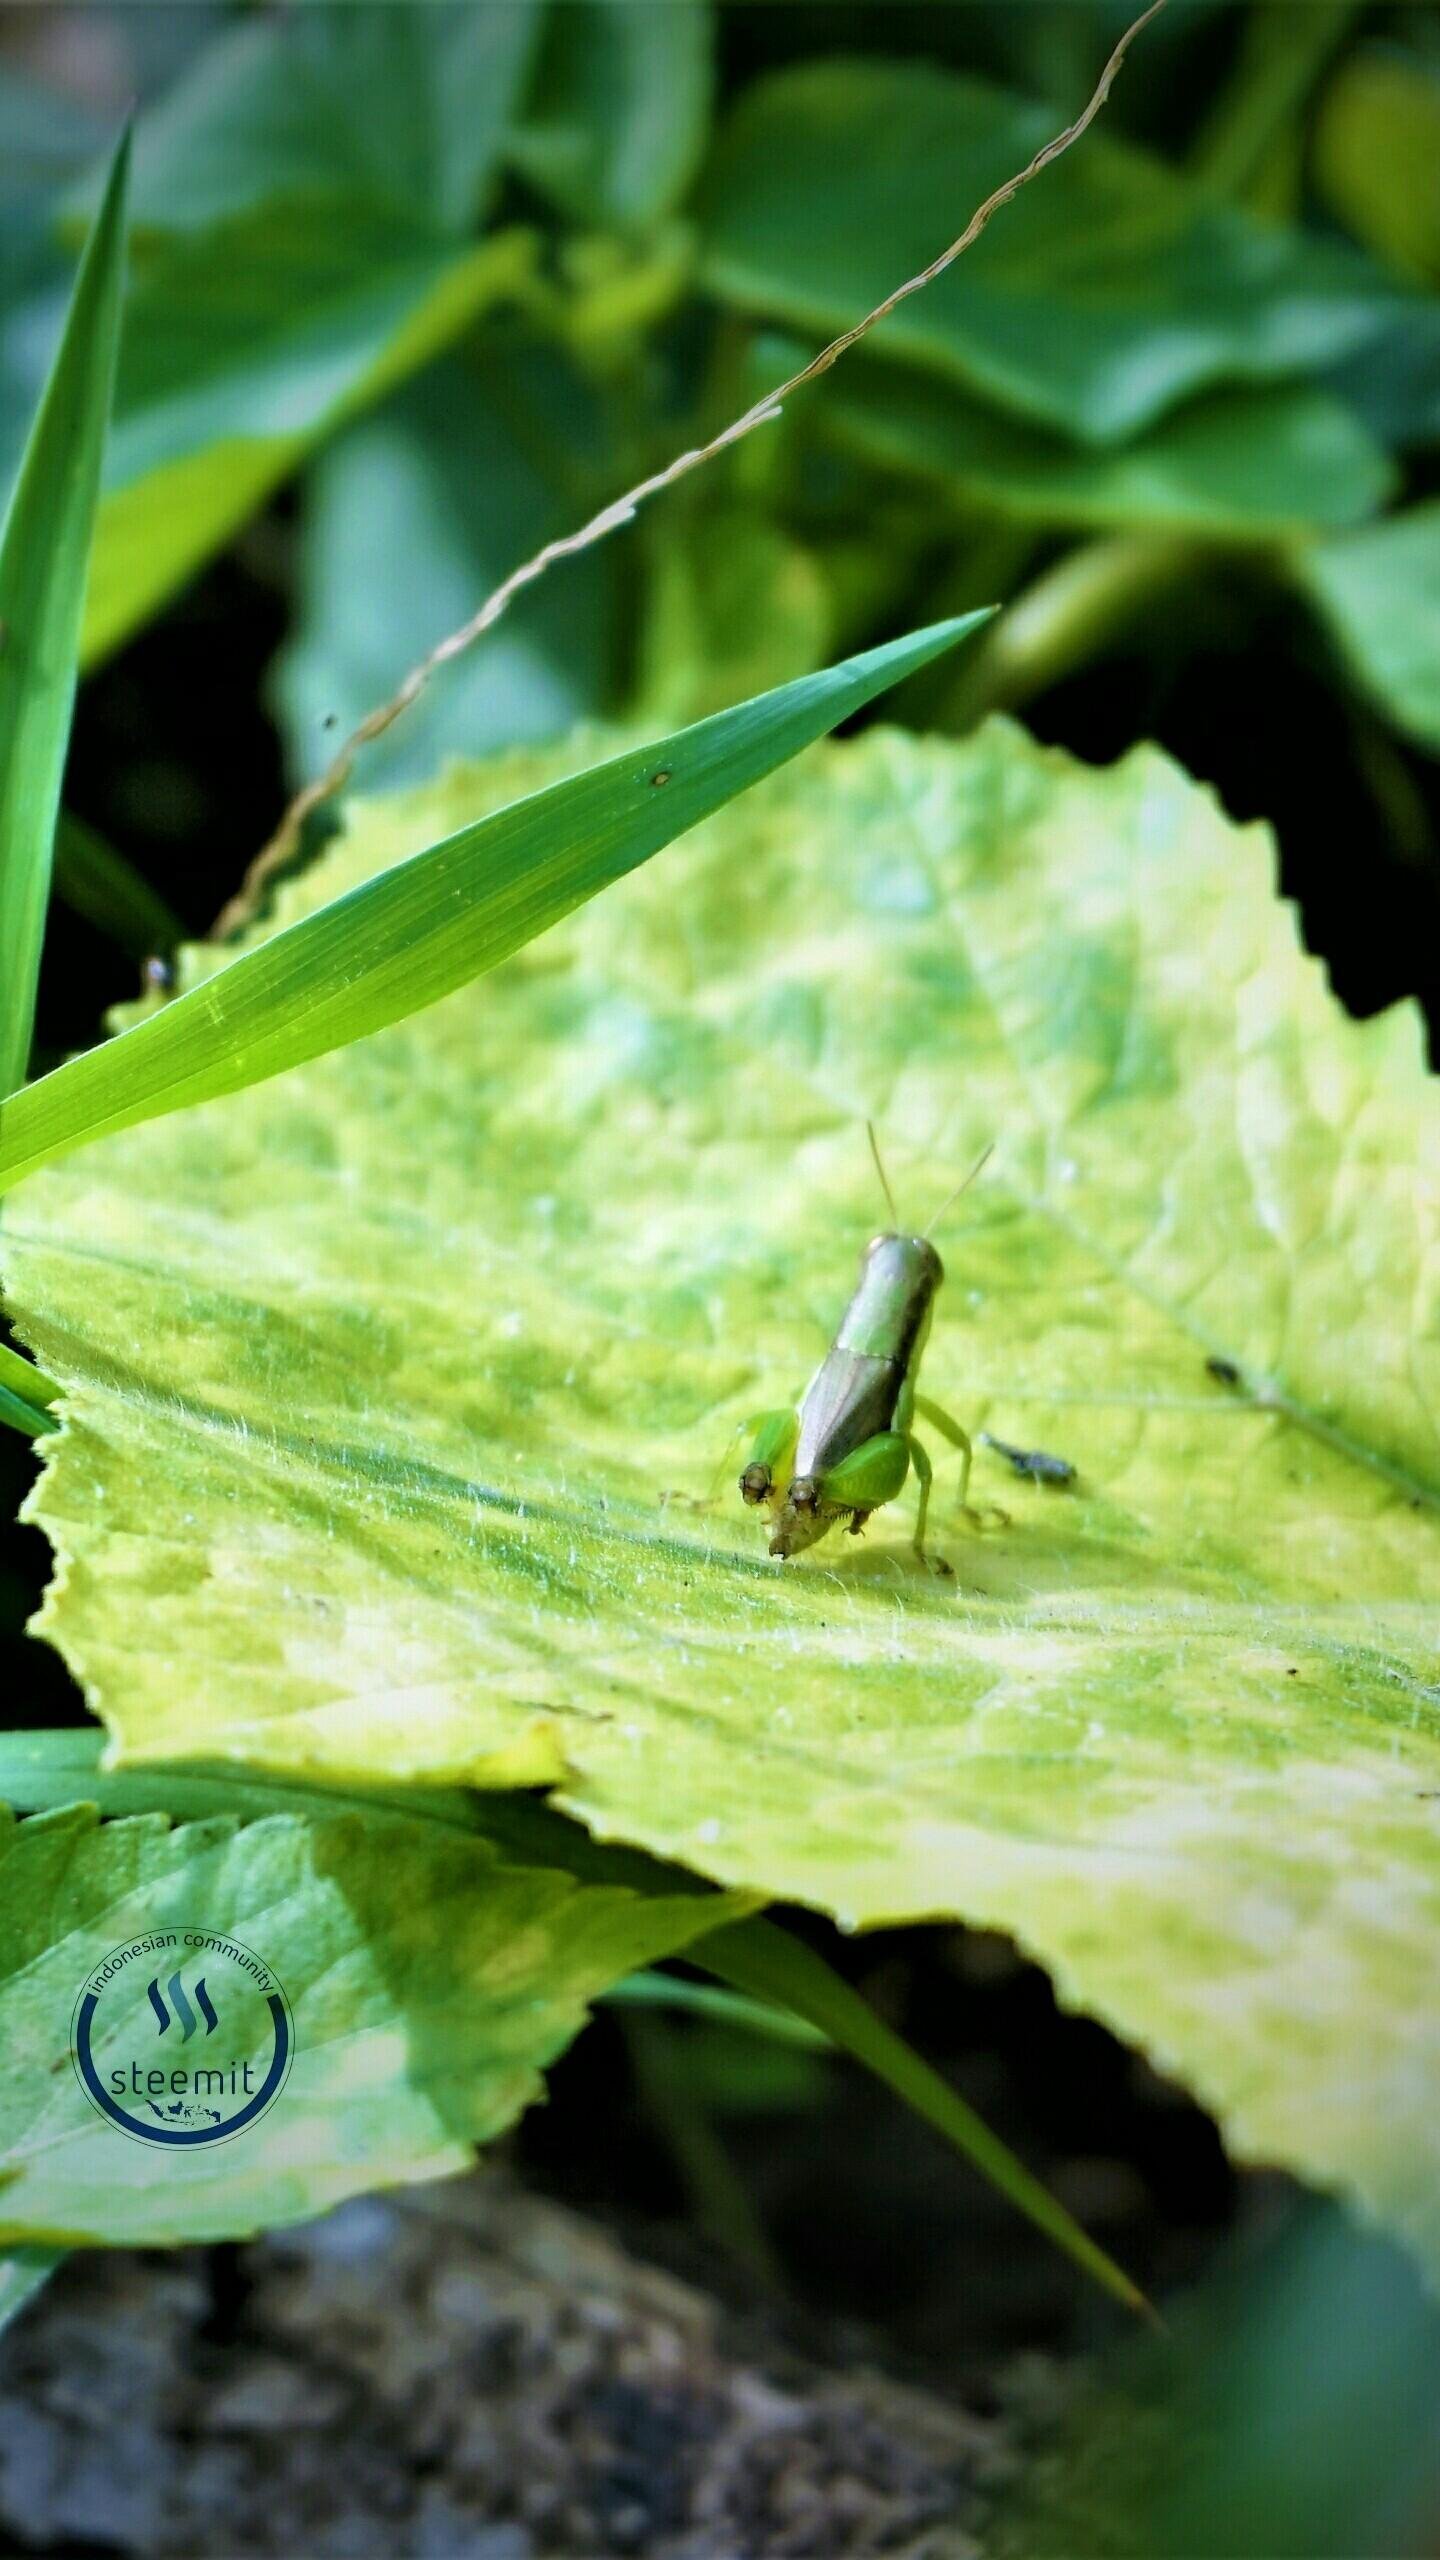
[1, 0, 1437, 823]
[995, 2200, 1440, 2558]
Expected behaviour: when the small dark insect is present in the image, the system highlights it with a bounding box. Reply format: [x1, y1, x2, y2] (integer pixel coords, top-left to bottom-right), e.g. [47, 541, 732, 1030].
[1206, 1356, 1241, 1387]
[321, 710, 339, 731]
[650, 768, 672, 787]
[140, 953, 176, 996]
[979, 1431, 1075, 1487]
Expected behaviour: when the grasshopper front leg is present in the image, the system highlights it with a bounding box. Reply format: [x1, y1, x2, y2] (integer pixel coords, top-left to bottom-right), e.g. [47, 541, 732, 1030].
[734, 1407, 798, 1509]
[664, 1407, 797, 1517]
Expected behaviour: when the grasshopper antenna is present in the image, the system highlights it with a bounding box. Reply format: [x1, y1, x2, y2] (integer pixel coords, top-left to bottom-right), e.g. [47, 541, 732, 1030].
[924, 1142, 994, 1239]
[866, 1120, 901, 1230]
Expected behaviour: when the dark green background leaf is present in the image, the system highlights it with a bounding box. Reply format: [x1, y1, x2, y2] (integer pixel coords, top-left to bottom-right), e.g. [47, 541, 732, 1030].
[274, 347, 617, 786]
[811, 351, 1393, 539]
[508, 0, 713, 229]
[1303, 499, 1440, 752]
[702, 59, 1407, 444]
[104, 0, 541, 242]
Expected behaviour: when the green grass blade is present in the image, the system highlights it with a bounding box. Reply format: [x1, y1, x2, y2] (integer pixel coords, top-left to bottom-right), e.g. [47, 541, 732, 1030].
[0, 1381, 57, 1440]
[695, 1912, 1152, 2319]
[0, 610, 992, 1196]
[0, 2247, 64, 2334]
[53, 811, 181, 962]
[0, 1339, 59, 1437]
[0, 135, 129, 1096]
[603, 1970, 828, 2047]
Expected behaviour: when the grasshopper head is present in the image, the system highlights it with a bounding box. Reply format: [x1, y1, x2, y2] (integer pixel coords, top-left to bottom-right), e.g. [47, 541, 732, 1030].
[767, 1473, 841, 1559]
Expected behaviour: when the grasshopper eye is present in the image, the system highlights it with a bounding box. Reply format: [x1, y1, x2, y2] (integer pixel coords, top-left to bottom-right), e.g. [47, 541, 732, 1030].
[740, 1462, 772, 1505]
[788, 1475, 820, 1513]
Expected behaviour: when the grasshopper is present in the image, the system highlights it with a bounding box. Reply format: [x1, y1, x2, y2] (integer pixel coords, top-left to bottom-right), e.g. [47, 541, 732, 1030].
[730, 1128, 994, 1574]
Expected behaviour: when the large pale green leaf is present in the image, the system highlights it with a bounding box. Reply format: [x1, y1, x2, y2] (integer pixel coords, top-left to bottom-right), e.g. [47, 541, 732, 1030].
[809, 353, 1393, 540]
[274, 347, 617, 788]
[700, 60, 1406, 445]
[1301, 499, 1440, 754]
[4, 722, 1439, 2275]
[0, 1797, 743, 2248]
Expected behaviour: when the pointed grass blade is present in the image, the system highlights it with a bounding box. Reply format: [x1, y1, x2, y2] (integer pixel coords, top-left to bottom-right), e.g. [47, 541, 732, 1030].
[696, 1913, 1153, 2319]
[0, 610, 993, 1196]
[53, 811, 181, 963]
[0, 1339, 60, 1438]
[0, 2248, 64, 2335]
[0, 135, 129, 1095]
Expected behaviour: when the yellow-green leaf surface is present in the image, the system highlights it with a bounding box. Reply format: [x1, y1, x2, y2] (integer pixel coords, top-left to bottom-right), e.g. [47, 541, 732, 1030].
[0, 1798, 743, 2248]
[4, 722, 1440, 2270]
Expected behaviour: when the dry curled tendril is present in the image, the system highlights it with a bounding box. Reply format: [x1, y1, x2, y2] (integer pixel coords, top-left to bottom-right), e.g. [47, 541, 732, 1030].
[215, 0, 1168, 939]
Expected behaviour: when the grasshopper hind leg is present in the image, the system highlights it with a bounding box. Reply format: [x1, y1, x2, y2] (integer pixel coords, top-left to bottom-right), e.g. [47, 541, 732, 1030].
[913, 1393, 1008, 1531]
[906, 1431, 954, 1579]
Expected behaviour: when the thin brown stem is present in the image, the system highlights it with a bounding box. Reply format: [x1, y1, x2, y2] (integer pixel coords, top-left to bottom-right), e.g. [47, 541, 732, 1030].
[216, 0, 1169, 939]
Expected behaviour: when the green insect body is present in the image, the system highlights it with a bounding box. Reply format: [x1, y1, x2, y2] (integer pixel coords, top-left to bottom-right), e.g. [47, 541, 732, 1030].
[735, 1177, 987, 1573]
